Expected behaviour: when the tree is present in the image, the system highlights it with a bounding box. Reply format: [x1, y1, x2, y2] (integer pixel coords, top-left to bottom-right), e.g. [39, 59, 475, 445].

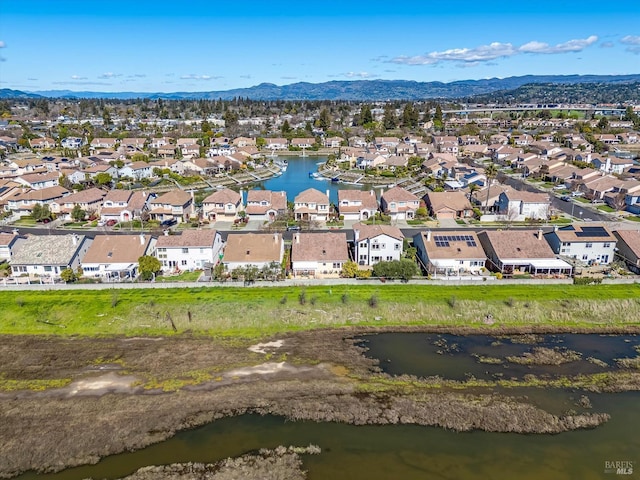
[341, 260, 359, 278]
[468, 183, 480, 204]
[316, 108, 331, 130]
[212, 263, 227, 282]
[281, 119, 291, 135]
[402, 104, 419, 128]
[484, 163, 499, 210]
[71, 204, 86, 222]
[383, 104, 397, 130]
[94, 172, 113, 186]
[60, 268, 77, 283]
[138, 255, 162, 281]
[360, 105, 373, 125]
[31, 203, 51, 222]
[433, 104, 443, 130]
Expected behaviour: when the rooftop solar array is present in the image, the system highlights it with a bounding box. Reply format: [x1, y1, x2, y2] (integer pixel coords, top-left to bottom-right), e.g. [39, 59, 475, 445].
[433, 235, 477, 247]
[575, 226, 609, 237]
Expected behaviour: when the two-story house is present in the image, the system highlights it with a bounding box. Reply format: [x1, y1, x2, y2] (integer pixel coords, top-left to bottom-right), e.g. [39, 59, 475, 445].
[202, 188, 244, 221]
[148, 190, 193, 223]
[544, 224, 617, 266]
[294, 188, 330, 222]
[245, 190, 287, 222]
[353, 223, 404, 266]
[495, 187, 551, 221]
[222, 233, 284, 271]
[380, 186, 420, 220]
[100, 190, 153, 223]
[337, 190, 379, 221]
[155, 229, 224, 273]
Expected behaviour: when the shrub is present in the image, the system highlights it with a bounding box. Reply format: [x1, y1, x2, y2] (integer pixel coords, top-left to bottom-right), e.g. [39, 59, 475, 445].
[298, 290, 307, 305]
[341, 293, 349, 304]
[447, 295, 457, 308]
[368, 295, 379, 308]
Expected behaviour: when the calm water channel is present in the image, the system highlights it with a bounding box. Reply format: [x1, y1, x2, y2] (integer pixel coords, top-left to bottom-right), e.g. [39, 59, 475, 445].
[258, 155, 367, 204]
[17, 333, 640, 480]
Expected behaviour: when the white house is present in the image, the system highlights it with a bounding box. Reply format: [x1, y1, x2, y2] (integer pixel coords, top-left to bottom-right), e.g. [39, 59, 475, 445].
[337, 190, 379, 221]
[245, 190, 287, 222]
[380, 186, 420, 220]
[155, 229, 224, 273]
[496, 187, 551, 221]
[544, 224, 617, 266]
[119, 161, 154, 180]
[201, 188, 243, 221]
[0, 232, 26, 263]
[353, 223, 404, 266]
[413, 230, 486, 276]
[10, 234, 91, 279]
[294, 188, 330, 222]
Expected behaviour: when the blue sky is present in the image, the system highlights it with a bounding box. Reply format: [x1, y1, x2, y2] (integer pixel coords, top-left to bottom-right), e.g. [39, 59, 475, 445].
[1, 0, 639, 93]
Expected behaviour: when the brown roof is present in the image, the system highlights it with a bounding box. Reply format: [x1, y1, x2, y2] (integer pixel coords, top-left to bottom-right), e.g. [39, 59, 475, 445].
[353, 223, 404, 241]
[0, 233, 21, 247]
[613, 230, 640, 257]
[417, 231, 485, 260]
[19, 171, 60, 184]
[381, 186, 419, 203]
[478, 230, 556, 259]
[151, 190, 192, 206]
[291, 232, 349, 262]
[60, 187, 106, 204]
[337, 190, 379, 213]
[425, 191, 472, 212]
[156, 230, 218, 248]
[223, 233, 283, 263]
[294, 188, 329, 204]
[499, 186, 549, 203]
[11, 186, 69, 201]
[82, 235, 153, 264]
[203, 188, 241, 205]
[104, 190, 134, 203]
[245, 190, 287, 214]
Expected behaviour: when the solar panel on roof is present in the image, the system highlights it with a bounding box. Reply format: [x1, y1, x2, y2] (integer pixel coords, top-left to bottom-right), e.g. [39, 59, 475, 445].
[576, 226, 609, 237]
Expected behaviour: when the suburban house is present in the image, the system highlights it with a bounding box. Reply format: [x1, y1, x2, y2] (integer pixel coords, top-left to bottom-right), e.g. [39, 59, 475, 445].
[222, 233, 284, 271]
[10, 233, 92, 280]
[337, 190, 379, 221]
[155, 229, 224, 273]
[6, 186, 70, 215]
[0, 232, 26, 263]
[15, 172, 60, 190]
[544, 224, 617, 266]
[353, 223, 404, 266]
[119, 161, 154, 180]
[100, 190, 153, 223]
[356, 153, 386, 170]
[477, 230, 573, 276]
[413, 230, 486, 277]
[29, 137, 56, 150]
[91, 138, 118, 150]
[290, 232, 349, 278]
[49, 187, 106, 218]
[293, 188, 330, 222]
[612, 229, 640, 274]
[245, 190, 287, 222]
[81, 234, 156, 281]
[148, 190, 193, 223]
[265, 138, 289, 151]
[201, 188, 244, 221]
[83, 164, 118, 181]
[423, 191, 473, 220]
[380, 186, 420, 220]
[495, 187, 551, 221]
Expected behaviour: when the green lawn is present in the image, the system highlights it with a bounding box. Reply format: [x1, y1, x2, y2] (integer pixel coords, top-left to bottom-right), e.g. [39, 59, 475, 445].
[625, 215, 640, 222]
[1, 284, 639, 338]
[156, 271, 202, 282]
[597, 205, 615, 213]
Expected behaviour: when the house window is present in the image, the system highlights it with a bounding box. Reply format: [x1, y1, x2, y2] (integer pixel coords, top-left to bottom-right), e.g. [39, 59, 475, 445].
[182, 248, 189, 254]
[333, 262, 341, 269]
[371, 244, 380, 250]
[359, 255, 367, 261]
[585, 243, 592, 249]
[394, 243, 400, 250]
[181, 260, 188, 266]
[603, 243, 610, 248]
[360, 242, 367, 248]
[386, 256, 393, 261]
[44, 266, 52, 272]
[582, 255, 588, 260]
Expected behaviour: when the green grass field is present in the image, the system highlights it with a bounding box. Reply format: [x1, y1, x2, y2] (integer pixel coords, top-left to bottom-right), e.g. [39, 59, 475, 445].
[1, 284, 639, 337]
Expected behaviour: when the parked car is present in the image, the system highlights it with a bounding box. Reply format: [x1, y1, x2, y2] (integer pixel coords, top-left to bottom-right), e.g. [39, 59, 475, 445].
[560, 195, 571, 202]
[161, 218, 177, 227]
[106, 219, 117, 227]
[286, 225, 301, 231]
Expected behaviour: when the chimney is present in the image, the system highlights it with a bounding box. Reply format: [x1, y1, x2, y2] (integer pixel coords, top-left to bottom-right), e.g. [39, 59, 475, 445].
[326, 189, 330, 199]
[354, 228, 360, 242]
[426, 230, 432, 242]
[536, 229, 543, 240]
[72, 233, 78, 246]
[12, 229, 19, 235]
[295, 233, 300, 244]
[274, 233, 278, 243]
[139, 233, 145, 245]
[553, 225, 558, 232]
[163, 229, 169, 236]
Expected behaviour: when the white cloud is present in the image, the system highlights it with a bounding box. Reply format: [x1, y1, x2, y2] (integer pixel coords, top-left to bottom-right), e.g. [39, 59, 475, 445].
[390, 35, 598, 66]
[519, 35, 598, 54]
[600, 41, 615, 48]
[70, 75, 88, 80]
[621, 35, 640, 45]
[98, 72, 122, 79]
[0, 41, 5, 48]
[180, 74, 218, 80]
[344, 71, 377, 79]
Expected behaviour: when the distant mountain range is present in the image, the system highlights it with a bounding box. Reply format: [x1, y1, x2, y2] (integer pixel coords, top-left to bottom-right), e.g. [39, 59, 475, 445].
[2, 74, 640, 101]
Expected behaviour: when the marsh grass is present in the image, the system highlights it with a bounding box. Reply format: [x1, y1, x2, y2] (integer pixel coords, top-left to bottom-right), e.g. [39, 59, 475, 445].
[1, 284, 639, 337]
